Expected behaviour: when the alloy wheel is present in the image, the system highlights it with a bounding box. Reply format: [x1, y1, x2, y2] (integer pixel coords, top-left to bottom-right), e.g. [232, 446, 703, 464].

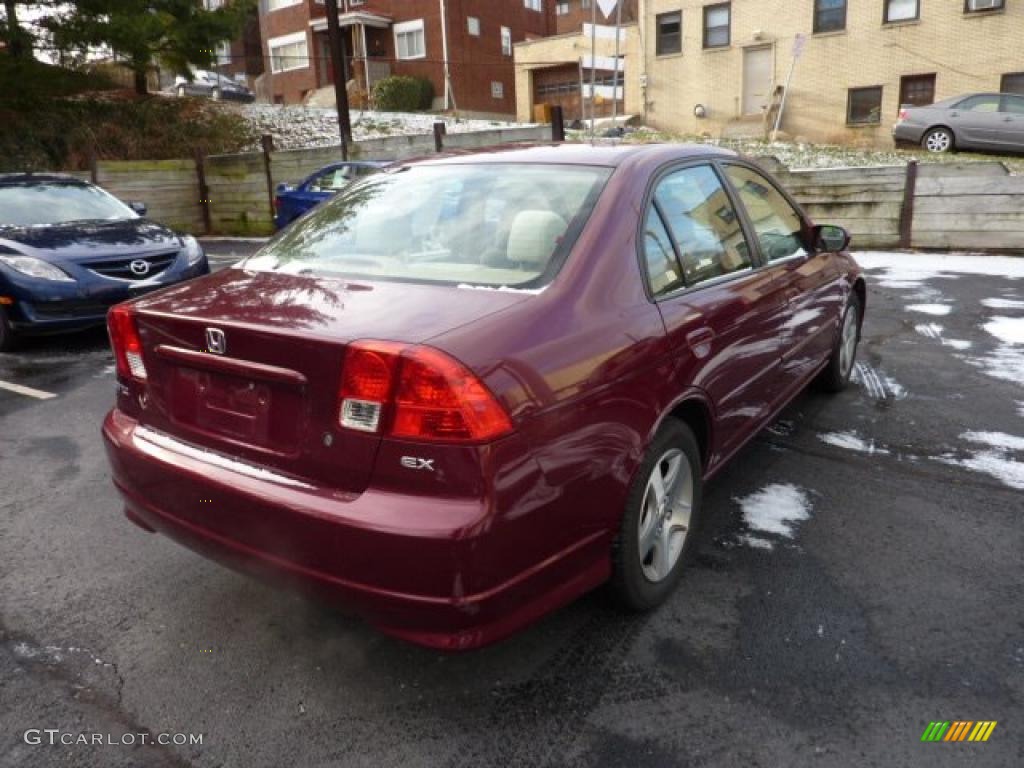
[839, 303, 859, 377]
[925, 130, 952, 153]
[637, 448, 693, 583]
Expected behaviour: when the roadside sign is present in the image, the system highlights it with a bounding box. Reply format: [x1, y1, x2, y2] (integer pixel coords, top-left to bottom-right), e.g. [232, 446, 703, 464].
[596, 0, 619, 17]
[793, 33, 806, 59]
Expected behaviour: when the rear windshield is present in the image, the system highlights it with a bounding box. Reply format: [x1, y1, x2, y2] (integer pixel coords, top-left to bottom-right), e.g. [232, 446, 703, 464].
[0, 183, 137, 227]
[244, 163, 612, 289]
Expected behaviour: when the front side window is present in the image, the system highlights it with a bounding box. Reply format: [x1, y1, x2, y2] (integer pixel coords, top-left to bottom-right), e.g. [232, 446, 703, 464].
[703, 3, 731, 48]
[723, 165, 808, 262]
[309, 167, 354, 193]
[244, 164, 611, 289]
[884, 0, 919, 23]
[847, 86, 883, 124]
[0, 183, 137, 228]
[814, 0, 847, 33]
[395, 20, 426, 60]
[653, 165, 751, 287]
[656, 11, 682, 56]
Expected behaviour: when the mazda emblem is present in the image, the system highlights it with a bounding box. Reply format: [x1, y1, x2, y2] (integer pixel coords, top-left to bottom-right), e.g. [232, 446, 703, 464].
[129, 259, 150, 276]
[205, 328, 227, 355]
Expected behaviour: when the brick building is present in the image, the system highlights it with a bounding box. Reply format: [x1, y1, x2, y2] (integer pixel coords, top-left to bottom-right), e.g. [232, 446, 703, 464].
[204, 0, 265, 85]
[259, 0, 556, 114]
[517, 0, 1024, 146]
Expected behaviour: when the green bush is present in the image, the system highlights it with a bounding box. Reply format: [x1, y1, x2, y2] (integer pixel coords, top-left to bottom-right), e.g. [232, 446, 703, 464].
[372, 75, 435, 112]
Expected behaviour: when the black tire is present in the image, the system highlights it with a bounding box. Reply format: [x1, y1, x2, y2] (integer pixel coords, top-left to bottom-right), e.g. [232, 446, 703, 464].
[0, 306, 18, 353]
[818, 293, 862, 393]
[922, 127, 954, 154]
[610, 419, 703, 612]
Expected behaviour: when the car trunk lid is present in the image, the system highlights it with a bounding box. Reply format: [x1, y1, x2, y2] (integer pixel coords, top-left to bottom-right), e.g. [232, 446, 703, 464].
[128, 268, 530, 493]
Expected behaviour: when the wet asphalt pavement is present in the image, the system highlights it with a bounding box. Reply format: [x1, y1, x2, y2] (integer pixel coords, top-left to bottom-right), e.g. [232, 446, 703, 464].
[0, 244, 1021, 768]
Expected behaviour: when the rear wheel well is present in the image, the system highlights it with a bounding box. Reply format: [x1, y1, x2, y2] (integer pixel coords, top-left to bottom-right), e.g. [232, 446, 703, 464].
[668, 399, 711, 470]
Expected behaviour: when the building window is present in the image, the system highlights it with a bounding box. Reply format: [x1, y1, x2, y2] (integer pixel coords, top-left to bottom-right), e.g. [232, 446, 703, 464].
[501, 27, 512, 56]
[899, 73, 935, 109]
[491, 81, 504, 99]
[883, 0, 919, 23]
[215, 41, 231, 67]
[703, 4, 731, 48]
[656, 12, 682, 56]
[847, 86, 883, 124]
[467, 17, 480, 36]
[268, 32, 308, 74]
[1002, 72, 1024, 95]
[394, 19, 426, 60]
[266, 0, 301, 11]
[556, 2, 569, 14]
[813, 0, 847, 33]
[965, 0, 1004, 12]
[524, 0, 543, 11]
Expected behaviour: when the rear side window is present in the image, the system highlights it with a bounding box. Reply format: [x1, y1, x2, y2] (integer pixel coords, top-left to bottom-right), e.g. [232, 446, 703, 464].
[651, 165, 751, 287]
[643, 207, 684, 295]
[723, 165, 808, 262]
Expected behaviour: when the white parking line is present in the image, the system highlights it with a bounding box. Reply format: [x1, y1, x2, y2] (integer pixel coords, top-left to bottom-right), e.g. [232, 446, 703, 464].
[0, 380, 58, 400]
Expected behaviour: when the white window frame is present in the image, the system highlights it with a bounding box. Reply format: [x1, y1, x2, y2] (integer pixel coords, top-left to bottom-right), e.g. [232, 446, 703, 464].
[467, 16, 481, 36]
[524, 0, 543, 11]
[268, 31, 309, 74]
[266, 0, 301, 12]
[491, 81, 504, 99]
[215, 41, 231, 67]
[501, 26, 512, 56]
[394, 19, 426, 61]
[556, 2, 569, 14]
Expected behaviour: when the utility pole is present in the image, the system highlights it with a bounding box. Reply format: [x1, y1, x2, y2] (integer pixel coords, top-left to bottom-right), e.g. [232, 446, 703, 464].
[589, 0, 597, 139]
[611, 0, 622, 127]
[324, 0, 352, 158]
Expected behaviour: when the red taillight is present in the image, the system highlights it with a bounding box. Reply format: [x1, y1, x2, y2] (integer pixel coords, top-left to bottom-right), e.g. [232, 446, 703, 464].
[898, 109, 908, 122]
[107, 304, 147, 381]
[338, 341, 512, 443]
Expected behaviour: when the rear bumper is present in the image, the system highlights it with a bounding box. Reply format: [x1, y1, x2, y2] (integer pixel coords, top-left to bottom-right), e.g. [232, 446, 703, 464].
[892, 122, 925, 144]
[102, 409, 609, 649]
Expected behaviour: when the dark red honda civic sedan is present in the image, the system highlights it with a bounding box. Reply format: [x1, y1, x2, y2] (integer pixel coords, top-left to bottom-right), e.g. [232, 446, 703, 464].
[102, 144, 864, 649]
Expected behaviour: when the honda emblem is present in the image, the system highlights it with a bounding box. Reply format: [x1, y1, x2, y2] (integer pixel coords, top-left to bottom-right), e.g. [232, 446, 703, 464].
[205, 328, 227, 355]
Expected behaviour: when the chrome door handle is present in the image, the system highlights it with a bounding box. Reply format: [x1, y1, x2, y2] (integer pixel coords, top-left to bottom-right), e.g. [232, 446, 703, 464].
[686, 327, 715, 359]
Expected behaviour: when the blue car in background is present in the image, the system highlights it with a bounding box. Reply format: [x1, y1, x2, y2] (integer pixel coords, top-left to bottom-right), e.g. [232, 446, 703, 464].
[273, 161, 389, 230]
[0, 174, 209, 352]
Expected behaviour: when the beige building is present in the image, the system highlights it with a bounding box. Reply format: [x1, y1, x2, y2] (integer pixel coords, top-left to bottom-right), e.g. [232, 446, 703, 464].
[518, 0, 1024, 146]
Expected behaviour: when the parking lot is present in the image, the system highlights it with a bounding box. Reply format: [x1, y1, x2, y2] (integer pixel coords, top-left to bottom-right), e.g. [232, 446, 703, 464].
[1, 245, 1021, 767]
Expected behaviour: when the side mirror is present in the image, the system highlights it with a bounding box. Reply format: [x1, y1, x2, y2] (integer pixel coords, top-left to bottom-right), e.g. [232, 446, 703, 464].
[128, 201, 148, 216]
[812, 224, 850, 253]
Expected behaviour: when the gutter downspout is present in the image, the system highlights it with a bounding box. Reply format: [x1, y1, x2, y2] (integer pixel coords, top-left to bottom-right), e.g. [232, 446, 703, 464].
[439, 0, 455, 112]
[638, 0, 649, 124]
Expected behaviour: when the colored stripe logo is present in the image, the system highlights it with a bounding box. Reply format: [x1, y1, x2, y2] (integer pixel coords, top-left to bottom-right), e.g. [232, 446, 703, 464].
[921, 721, 997, 742]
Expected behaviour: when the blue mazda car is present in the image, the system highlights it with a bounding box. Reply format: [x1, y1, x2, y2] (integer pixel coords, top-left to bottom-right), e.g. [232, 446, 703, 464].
[0, 174, 209, 351]
[274, 161, 389, 230]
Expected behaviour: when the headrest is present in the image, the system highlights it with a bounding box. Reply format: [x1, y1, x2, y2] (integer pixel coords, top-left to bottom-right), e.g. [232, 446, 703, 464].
[506, 210, 568, 266]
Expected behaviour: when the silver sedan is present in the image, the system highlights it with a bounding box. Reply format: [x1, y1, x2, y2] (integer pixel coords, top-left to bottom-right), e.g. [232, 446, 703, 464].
[893, 93, 1024, 153]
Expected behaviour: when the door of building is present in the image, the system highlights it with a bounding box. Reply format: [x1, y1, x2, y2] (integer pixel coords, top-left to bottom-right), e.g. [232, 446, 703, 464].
[742, 46, 773, 116]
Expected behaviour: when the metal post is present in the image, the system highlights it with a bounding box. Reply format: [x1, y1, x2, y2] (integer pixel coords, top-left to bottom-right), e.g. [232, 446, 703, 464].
[194, 149, 212, 236]
[324, 0, 352, 158]
[589, 1, 597, 139]
[611, 0, 622, 126]
[899, 160, 919, 249]
[551, 106, 565, 142]
[433, 122, 446, 153]
[260, 134, 275, 223]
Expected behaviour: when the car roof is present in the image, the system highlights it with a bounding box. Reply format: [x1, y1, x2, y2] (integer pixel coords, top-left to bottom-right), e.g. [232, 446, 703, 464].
[0, 173, 90, 186]
[405, 142, 739, 168]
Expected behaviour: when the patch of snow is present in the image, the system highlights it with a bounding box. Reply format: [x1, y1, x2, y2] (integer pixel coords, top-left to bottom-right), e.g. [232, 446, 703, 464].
[963, 431, 1024, 452]
[456, 283, 545, 294]
[737, 534, 774, 551]
[914, 323, 942, 340]
[981, 298, 1024, 310]
[853, 362, 907, 401]
[237, 104, 535, 152]
[736, 483, 811, 538]
[819, 430, 889, 455]
[943, 339, 972, 351]
[984, 317, 1024, 345]
[855, 252, 1024, 280]
[966, 345, 1024, 385]
[907, 303, 951, 316]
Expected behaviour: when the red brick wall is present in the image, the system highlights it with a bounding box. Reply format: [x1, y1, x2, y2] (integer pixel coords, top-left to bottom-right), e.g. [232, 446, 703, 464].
[261, 0, 557, 112]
